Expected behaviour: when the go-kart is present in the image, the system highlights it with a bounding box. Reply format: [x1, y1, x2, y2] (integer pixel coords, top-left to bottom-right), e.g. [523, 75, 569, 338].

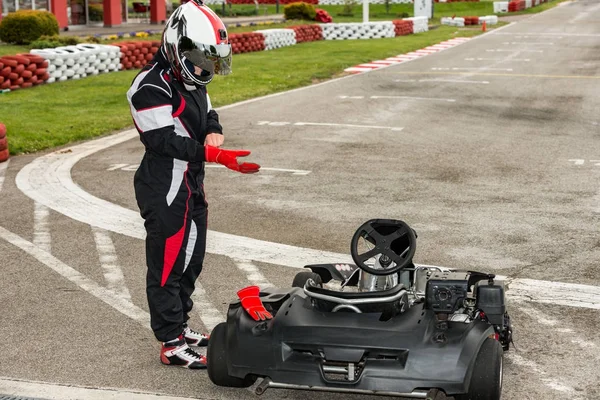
[207, 219, 513, 400]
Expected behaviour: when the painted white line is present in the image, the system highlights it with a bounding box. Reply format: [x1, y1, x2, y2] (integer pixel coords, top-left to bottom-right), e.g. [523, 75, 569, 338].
[506, 353, 581, 397]
[207, 165, 311, 175]
[33, 202, 51, 253]
[357, 63, 387, 68]
[465, 57, 530, 62]
[507, 278, 600, 309]
[393, 79, 418, 82]
[493, 32, 600, 37]
[418, 79, 490, 84]
[234, 258, 274, 289]
[293, 122, 404, 131]
[92, 226, 132, 301]
[0, 225, 151, 328]
[0, 159, 8, 194]
[344, 67, 374, 72]
[487, 49, 543, 53]
[502, 41, 554, 45]
[369, 60, 400, 65]
[191, 282, 223, 331]
[370, 95, 456, 102]
[0, 377, 199, 400]
[432, 67, 513, 72]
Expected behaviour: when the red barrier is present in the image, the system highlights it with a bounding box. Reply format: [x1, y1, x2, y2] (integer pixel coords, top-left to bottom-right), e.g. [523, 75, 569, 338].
[227, 0, 317, 3]
[508, 0, 526, 11]
[116, 40, 161, 70]
[290, 24, 323, 42]
[0, 54, 50, 91]
[0, 122, 8, 163]
[392, 20, 413, 36]
[229, 32, 265, 54]
[464, 16, 480, 25]
[315, 8, 332, 23]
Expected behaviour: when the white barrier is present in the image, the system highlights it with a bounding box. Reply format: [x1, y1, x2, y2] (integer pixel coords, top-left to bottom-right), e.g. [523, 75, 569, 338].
[30, 44, 120, 84]
[479, 15, 499, 25]
[493, 1, 509, 12]
[256, 29, 297, 50]
[403, 16, 428, 33]
[525, 0, 532, 8]
[321, 22, 395, 40]
[441, 17, 465, 27]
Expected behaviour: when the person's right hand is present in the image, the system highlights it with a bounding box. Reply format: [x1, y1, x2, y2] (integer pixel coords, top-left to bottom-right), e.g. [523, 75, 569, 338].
[205, 145, 260, 174]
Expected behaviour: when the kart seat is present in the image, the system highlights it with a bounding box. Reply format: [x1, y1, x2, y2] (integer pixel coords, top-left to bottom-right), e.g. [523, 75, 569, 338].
[304, 282, 408, 315]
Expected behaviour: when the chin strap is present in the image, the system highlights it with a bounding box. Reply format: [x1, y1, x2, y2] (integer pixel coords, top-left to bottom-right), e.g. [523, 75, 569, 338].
[237, 286, 273, 321]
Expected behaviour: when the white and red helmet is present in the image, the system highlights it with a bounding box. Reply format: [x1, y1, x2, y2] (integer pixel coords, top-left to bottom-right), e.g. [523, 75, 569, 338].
[162, 0, 232, 85]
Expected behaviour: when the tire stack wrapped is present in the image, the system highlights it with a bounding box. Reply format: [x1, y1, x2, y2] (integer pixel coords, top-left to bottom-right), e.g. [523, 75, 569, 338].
[116, 41, 160, 70]
[0, 123, 8, 163]
[30, 44, 120, 83]
[290, 25, 323, 43]
[493, 1, 509, 12]
[321, 22, 395, 41]
[403, 17, 428, 33]
[392, 20, 413, 36]
[318, 0, 410, 3]
[508, 0, 526, 11]
[441, 17, 465, 27]
[0, 54, 50, 90]
[464, 16, 480, 25]
[255, 29, 296, 50]
[229, 33, 266, 54]
[479, 15, 498, 25]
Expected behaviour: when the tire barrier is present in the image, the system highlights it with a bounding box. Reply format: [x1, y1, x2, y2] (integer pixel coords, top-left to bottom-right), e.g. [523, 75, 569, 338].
[435, 0, 479, 2]
[442, 15, 497, 26]
[290, 24, 323, 43]
[0, 54, 50, 90]
[256, 29, 297, 50]
[321, 22, 396, 40]
[116, 41, 160, 70]
[393, 20, 414, 36]
[318, 0, 411, 3]
[495, 0, 548, 12]
[30, 44, 121, 83]
[229, 32, 266, 54]
[315, 8, 333, 23]
[0, 122, 8, 163]
[404, 16, 428, 33]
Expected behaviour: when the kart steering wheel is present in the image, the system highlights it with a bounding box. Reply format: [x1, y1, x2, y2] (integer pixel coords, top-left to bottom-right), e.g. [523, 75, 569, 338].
[350, 219, 416, 276]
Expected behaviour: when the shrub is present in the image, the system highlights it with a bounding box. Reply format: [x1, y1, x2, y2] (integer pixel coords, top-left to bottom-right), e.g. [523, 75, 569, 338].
[29, 35, 84, 49]
[284, 2, 316, 21]
[0, 10, 59, 45]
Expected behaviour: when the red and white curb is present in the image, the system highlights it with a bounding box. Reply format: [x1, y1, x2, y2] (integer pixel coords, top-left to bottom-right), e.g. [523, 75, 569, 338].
[344, 37, 472, 73]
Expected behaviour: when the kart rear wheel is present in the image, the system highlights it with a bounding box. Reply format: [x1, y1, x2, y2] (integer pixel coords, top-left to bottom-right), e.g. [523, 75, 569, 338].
[456, 338, 503, 400]
[207, 322, 257, 388]
[292, 271, 323, 288]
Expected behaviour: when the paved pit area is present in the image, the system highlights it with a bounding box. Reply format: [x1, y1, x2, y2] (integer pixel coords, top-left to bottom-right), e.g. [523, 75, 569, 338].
[1, 1, 599, 399]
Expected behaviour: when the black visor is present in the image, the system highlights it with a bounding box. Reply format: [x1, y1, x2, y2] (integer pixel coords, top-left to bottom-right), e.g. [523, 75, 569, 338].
[179, 36, 232, 76]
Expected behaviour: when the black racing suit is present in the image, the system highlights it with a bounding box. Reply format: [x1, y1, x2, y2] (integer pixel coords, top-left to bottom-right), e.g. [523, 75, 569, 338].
[127, 49, 222, 342]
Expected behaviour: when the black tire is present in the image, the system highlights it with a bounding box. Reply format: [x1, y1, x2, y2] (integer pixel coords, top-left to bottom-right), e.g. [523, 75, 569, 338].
[292, 271, 323, 288]
[207, 322, 256, 388]
[456, 338, 503, 400]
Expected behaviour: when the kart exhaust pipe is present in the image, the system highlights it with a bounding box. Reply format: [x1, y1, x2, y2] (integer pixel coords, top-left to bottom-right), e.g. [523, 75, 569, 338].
[254, 376, 430, 398]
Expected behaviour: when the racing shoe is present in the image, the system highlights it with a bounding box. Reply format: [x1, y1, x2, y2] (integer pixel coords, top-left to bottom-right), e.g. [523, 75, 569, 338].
[183, 324, 209, 347]
[160, 335, 207, 369]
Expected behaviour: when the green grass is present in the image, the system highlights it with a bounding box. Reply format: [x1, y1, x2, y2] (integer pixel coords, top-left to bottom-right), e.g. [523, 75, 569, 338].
[0, 44, 30, 57]
[0, 25, 485, 155]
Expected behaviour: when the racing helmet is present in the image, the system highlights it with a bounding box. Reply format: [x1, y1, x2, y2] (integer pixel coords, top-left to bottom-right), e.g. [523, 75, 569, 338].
[162, 0, 232, 86]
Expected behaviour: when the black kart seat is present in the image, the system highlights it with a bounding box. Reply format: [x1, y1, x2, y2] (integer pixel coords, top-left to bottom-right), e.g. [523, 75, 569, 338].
[304, 282, 408, 315]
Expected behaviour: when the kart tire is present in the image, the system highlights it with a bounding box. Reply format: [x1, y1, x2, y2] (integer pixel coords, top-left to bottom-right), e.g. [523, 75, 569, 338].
[207, 322, 257, 388]
[456, 338, 503, 400]
[292, 271, 323, 288]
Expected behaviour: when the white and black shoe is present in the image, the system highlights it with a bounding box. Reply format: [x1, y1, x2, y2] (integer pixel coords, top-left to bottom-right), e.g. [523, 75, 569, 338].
[183, 324, 209, 347]
[160, 334, 207, 369]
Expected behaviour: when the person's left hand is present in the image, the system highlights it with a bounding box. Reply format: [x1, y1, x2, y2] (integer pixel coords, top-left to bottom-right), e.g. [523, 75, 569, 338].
[205, 133, 224, 147]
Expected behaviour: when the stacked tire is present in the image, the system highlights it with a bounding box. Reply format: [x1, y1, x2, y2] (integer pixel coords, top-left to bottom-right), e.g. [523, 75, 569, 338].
[229, 33, 266, 54]
[31, 44, 120, 83]
[479, 15, 498, 25]
[117, 41, 160, 70]
[0, 54, 49, 91]
[290, 25, 323, 43]
[321, 22, 395, 41]
[441, 17, 465, 26]
[256, 29, 296, 50]
[464, 16, 480, 25]
[392, 20, 413, 36]
[0, 123, 8, 163]
[403, 17, 428, 33]
[508, 0, 526, 11]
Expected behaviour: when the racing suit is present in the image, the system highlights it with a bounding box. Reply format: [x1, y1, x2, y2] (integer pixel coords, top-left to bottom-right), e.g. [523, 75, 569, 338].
[127, 49, 221, 342]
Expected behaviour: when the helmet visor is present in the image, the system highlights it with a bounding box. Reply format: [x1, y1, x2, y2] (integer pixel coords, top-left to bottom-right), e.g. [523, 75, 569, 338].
[179, 36, 232, 76]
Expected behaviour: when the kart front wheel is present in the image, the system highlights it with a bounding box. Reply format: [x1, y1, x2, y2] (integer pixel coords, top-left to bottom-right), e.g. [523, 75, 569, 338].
[207, 322, 257, 388]
[292, 271, 323, 288]
[456, 337, 503, 400]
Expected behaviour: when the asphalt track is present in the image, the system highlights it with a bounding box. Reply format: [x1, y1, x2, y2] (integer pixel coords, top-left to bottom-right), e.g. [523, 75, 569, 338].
[1, 1, 599, 399]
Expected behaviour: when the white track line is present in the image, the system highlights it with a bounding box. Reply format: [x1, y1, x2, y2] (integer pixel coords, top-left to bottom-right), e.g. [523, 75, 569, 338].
[205, 165, 311, 175]
[234, 258, 274, 289]
[370, 95, 456, 102]
[0, 159, 8, 194]
[191, 282, 223, 331]
[293, 122, 404, 131]
[0, 377, 199, 400]
[0, 225, 151, 328]
[33, 202, 51, 253]
[508, 278, 600, 309]
[492, 32, 600, 37]
[91, 226, 132, 301]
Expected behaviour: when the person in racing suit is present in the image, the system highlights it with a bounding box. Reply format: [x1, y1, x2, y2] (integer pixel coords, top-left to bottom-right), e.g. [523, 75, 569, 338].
[126, 0, 259, 369]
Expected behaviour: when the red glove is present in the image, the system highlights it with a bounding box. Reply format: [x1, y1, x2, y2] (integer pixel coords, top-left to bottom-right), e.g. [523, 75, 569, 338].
[237, 286, 273, 321]
[205, 145, 260, 174]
